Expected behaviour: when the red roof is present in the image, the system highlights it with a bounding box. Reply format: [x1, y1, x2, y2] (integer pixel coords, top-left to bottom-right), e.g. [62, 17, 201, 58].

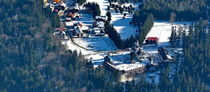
[146, 37, 159, 41]
[55, 27, 66, 31]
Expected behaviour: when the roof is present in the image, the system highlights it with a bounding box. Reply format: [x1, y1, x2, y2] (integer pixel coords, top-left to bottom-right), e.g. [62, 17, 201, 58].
[146, 37, 159, 41]
[53, 0, 61, 3]
[96, 16, 107, 21]
[55, 27, 66, 31]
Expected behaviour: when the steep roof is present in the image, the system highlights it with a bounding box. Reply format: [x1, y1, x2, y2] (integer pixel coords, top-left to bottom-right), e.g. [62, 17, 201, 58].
[146, 37, 159, 41]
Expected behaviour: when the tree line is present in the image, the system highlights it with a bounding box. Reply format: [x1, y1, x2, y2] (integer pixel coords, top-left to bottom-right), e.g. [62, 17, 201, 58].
[83, 2, 101, 18]
[0, 0, 123, 91]
[141, 0, 209, 21]
[1, 0, 210, 92]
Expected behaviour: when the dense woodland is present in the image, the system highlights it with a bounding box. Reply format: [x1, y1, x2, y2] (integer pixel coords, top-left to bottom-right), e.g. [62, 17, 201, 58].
[0, 0, 210, 92]
[132, 0, 210, 44]
[109, 0, 143, 4]
[132, 0, 210, 21]
[0, 0, 122, 92]
[77, 0, 87, 5]
[141, 0, 210, 21]
[83, 2, 101, 18]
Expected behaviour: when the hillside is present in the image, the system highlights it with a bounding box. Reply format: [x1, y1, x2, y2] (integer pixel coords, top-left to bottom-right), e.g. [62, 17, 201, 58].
[0, 0, 210, 92]
[0, 0, 121, 92]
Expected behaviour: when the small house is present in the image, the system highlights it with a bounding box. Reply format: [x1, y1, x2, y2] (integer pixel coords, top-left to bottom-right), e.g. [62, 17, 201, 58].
[145, 37, 159, 44]
[65, 9, 80, 20]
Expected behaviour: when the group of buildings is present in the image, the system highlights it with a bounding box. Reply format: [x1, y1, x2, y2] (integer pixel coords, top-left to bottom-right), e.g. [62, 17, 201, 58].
[44, 0, 108, 39]
[102, 39, 174, 78]
[45, 0, 175, 79]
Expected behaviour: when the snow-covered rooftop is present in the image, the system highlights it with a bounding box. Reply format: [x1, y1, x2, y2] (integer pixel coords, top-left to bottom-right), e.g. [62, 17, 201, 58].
[115, 63, 145, 71]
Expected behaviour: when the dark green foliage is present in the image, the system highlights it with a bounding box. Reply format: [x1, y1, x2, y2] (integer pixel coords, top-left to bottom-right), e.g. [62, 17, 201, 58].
[77, 0, 87, 5]
[105, 24, 123, 49]
[182, 21, 210, 81]
[132, 11, 148, 26]
[104, 22, 137, 49]
[106, 11, 112, 22]
[125, 21, 210, 92]
[141, 0, 208, 21]
[138, 14, 154, 43]
[109, 0, 143, 3]
[162, 21, 210, 92]
[119, 6, 124, 14]
[122, 35, 138, 48]
[0, 0, 123, 92]
[83, 2, 101, 18]
[132, 11, 154, 44]
[1, 0, 210, 92]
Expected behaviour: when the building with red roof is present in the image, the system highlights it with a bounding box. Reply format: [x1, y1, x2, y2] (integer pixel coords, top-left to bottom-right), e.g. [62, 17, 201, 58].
[145, 37, 159, 44]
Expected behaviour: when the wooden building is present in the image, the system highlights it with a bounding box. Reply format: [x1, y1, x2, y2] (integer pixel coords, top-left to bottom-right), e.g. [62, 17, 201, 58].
[145, 37, 159, 44]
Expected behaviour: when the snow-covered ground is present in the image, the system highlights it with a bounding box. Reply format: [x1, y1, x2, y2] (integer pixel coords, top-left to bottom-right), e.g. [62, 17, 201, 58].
[145, 21, 191, 47]
[111, 13, 138, 39]
[62, 36, 118, 67]
[62, 40, 93, 55]
[86, 0, 139, 39]
[70, 0, 140, 67]
[73, 36, 117, 51]
[143, 21, 191, 64]
[110, 3, 140, 39]
[62, 39, 108, 66]
[49, 0, 192, 83]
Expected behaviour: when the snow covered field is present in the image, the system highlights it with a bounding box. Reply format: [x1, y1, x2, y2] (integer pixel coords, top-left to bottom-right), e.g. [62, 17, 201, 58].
[110, 3, 140, 39]
[145, 21, 191, 46]
[62, 40, 93, 55]
[73, 36, 117, 51]
[62, 39, 108, 66]
[62, 36, 118, 66]
[110, 3, 142, 39]
[111, 13, 138, 39]
[143, 21, 191, 64]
